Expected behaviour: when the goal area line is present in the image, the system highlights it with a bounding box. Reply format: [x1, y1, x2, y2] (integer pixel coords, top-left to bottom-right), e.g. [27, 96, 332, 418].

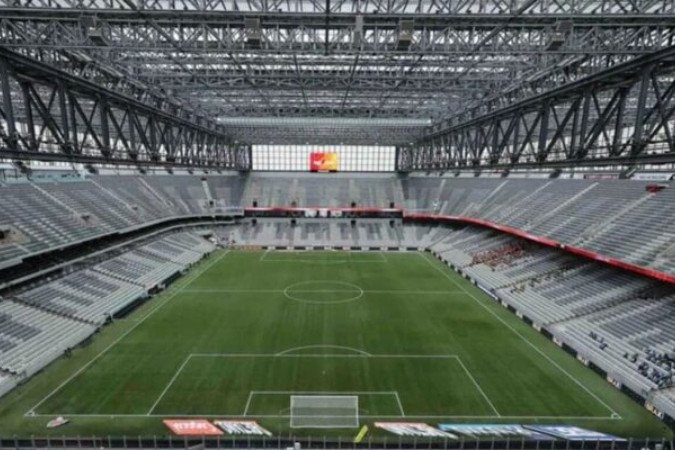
[289, 394, 360, 429]
[244, 391, 405, 418]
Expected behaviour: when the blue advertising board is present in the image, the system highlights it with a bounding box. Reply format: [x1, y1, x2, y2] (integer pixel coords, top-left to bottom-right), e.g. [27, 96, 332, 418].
[523, 425, 624, 441]
[438, 424, 553, 440]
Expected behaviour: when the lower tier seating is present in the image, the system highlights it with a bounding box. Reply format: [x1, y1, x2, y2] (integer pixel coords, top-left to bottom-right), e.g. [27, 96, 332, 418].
[428, 225, 675, 419]
[0, 231, 215, 390]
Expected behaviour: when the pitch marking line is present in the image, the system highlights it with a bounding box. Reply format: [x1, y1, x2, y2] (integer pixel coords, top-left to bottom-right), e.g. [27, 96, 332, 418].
[259, 250, 271, 262]
[454, 356, 500, 416]
[243, 391, 255, 416]
[147, 354, 193, 415]
[183, 288, 462, 295]
[244, 391, 405, 417]
[418, 251, 622, 420]
[26, 250, 230, 418]
[394, 391, 405, 417]
[283, 280, 364, 305]
[276, 345, 372, 356]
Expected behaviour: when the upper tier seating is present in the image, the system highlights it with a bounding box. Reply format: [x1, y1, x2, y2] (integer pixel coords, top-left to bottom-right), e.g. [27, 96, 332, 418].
[0, 174, 241, 267]
[141, 175, 210, 215]
[243, 173, 402, 208]
[92, 175, 177, 221]
[1, 173, 674, 278]
[401, 177, 675, 275]
[225, 219, 405, 248]
[0, 183, 100, 255]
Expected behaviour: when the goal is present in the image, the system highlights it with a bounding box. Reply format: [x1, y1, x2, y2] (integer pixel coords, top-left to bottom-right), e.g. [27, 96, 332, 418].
[289, 395, 359, 428]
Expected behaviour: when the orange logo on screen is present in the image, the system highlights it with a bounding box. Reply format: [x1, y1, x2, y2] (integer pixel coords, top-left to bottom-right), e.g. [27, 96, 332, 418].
[310, 152, 338, 172]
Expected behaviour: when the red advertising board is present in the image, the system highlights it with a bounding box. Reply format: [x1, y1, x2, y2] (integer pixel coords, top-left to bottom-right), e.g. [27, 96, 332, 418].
[163, 419, 224, 436]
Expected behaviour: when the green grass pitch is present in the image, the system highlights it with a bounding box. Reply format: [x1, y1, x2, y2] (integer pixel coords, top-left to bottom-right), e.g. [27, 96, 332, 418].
[0, 250, 672, 439]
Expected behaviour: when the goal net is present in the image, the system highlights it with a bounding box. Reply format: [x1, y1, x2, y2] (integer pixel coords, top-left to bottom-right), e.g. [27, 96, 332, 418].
[290, 395, 359, 428]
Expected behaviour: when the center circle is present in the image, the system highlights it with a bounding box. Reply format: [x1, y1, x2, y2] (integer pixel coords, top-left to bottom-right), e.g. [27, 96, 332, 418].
[283, 280, 364, 305]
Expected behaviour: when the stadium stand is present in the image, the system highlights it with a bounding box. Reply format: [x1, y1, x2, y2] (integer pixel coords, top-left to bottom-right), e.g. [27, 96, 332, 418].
[425, 225, 675, 417]
[2, 171, 675, 421]
[225, 219, 406, 248]
[243, 173, 403, 208]
[401, 176, 675, 275]
[0, 174, 242, 267]
[0, 182, 101, 257]
[91, 175, 178, 221]
[13, 271, 144, 323]
[0, 300, 96, 377]
[0, 230, 215, 391]
[142, 175, 211, 215]
[3, 172, 674, 276]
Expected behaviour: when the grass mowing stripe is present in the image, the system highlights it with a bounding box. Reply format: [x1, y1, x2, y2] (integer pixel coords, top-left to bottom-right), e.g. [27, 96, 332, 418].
[417, 251, 621, 419]
[26, 250, 230, 417]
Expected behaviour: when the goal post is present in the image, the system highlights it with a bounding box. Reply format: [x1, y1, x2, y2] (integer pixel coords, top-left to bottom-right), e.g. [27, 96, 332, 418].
[289, 395, 359, 428]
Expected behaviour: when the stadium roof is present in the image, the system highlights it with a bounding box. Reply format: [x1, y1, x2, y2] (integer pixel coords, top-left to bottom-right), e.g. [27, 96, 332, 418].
[0, 0, 674, 168]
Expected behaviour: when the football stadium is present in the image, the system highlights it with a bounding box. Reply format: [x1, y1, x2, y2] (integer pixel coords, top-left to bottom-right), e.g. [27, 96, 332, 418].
[0, 3, 675, 449]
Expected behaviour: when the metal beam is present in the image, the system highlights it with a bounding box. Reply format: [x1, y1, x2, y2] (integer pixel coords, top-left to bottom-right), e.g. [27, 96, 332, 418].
[0, 47, 249, 169]
[405, 45, 675, 170]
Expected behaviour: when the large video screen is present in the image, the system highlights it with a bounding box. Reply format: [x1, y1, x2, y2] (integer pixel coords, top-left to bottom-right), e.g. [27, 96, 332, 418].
[252, 145, 395, 171]
[309, 152, 339, 172]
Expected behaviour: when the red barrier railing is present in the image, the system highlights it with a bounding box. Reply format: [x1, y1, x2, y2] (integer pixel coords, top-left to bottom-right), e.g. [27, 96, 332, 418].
[405, 212, 675, 285]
